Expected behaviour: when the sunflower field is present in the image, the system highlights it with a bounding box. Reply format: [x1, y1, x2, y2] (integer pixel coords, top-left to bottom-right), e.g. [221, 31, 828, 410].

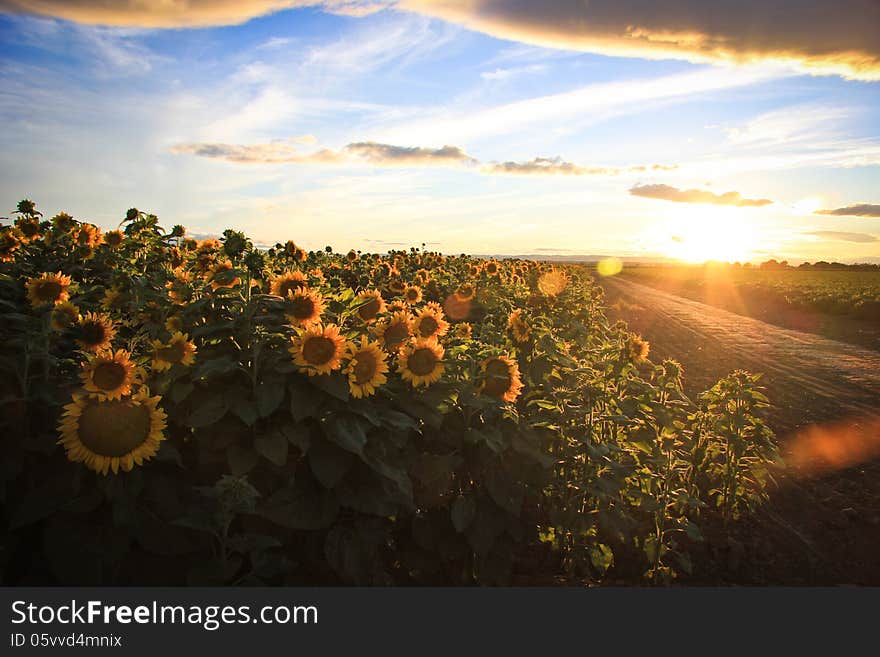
[0, 200, 780, 585]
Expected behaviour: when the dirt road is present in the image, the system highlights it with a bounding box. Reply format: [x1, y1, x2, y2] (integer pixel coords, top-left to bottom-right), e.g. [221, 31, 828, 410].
[600, 275, 880, 585]
[601, 276, 880, 433]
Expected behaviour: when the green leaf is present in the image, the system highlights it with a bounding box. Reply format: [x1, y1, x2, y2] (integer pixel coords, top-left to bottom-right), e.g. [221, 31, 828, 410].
[589, 543, 614, 575]
[312, 373, 349, 401]
[323, 414, 367, 455]
[230, 398, 258, 427]
[254, 431, 289, 466]
[309, 438, 355, 488]
[227, 445, 258, 475]
[256, 380, 285, 417]
[188, 394, 228, 428]
[289, 381, 323, 422]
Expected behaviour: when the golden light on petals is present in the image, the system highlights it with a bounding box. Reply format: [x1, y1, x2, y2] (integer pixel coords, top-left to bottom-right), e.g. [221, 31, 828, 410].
[76, 312, 116, 352]
[507, 309, 531, 343]
[151, 332, 197, 372]
[537, 269, 568, 297]
[479, 355, 524, 403]
[58, 388, 167, 475]
[413, 306, 450, 340]
[399, 337, 445, 388]
[290, 323, 347, 376]
[355, 289, 386, 323]
[80, 349, 137, 400]
[345, 337, 389, 398]
[373, 310, 412, 352]
[283, 287, 325, 327]
[403, 285, 423, 305]
[270, 270, 308, 298]
[25, 271, 72, 307]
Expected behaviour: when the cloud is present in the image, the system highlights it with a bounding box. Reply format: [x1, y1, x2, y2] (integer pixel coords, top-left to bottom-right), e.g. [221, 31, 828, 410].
[480, 64, 546, 81]
[3, 1, 878, 79]
[816, 204, 880, 218]
[172, 139, 673, 176]
[629, 183, 773, 207]
[808, 231, 878, 243]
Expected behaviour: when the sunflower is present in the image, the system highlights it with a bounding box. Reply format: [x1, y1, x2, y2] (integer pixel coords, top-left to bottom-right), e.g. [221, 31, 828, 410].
[290, 323, 347, 376]
[14, 216, 42, 243]
[387, 277, 406, 295]
[627, 336, 651, 362]
[468, 264, 482, 277]
[208, 260, 240, 290]
[413, 306, 450, 340]
[373, 310, 412, 352]
[346, 249, 359, 262]
[197, 238, 221, 253]
[74, 223, 102, 249]
[283, 287, 325, 327]
[76, 312, 116, 352]
[403, 285, 423, 305]
[50, 302, 80, 331]
[345, 337, 389, 398]
[166, 270, 194, 305]
[537, 269, 568, 297]
[81, 349, 138, 400]
[454, 322, 473, 339]
[507, 309, 531, 343]
[484, 260, 500, 276]
[399, 337, 445, 388]
[355, 290, 386, 323]
[455, 282, 476, 301]
[165, 315, 183, 333]
[415, 268, 431, 284]
[58, 388, 167, 475]
[103, 230, 124, 247]
[270, 270, 308, 298]
[51, 212, 75, 233]
[479, 355, 524, 403]
[151, 332, 198, 372]
[101, 286, 128, 311]
[0, 229, 20, 262]
[25, 271, 72, 307]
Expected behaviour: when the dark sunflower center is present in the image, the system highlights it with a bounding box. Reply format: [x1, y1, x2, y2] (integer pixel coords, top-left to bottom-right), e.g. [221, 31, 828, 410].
[78, 400, 151, 457]
[92, 361, 127, 390]
[158, 340, 186, 363]
[20, 222, 39, 238]
[408, 348, 438, 376]
[278, 280, 303, 298]
[80, 321, 107, 346]
[483, 360, 512, 397]
[352, 351, 378, 384]
[36, 280, 63, 301]
[405, 289, 418, 301]
[302, 336, 336, 365]
[384, 322, 409, 347]
[418, 316, 439, 337]
[358, 297, 380, 320]
[288, 296, 316, 319]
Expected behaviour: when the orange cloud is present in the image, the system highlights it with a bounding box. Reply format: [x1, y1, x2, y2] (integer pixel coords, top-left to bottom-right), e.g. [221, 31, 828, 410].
[629, 183, 773, 207]
[2, 1, 878, 80]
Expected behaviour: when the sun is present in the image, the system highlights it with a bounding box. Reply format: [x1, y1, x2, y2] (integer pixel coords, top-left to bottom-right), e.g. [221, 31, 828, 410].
[659, 208, 758, 263]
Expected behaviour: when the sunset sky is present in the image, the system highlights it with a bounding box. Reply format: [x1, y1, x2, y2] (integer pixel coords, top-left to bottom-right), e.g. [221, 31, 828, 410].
[1, 1, 878, 262]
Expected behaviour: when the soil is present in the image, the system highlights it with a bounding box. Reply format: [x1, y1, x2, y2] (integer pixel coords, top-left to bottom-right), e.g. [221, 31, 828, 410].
[600, 275, 880, 585]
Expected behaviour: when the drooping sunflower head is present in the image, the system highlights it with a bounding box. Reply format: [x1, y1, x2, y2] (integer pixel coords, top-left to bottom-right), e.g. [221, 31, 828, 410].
[627, 336, 651, 363]
[152, 332, 198, 372]
[25, 271, 72, 307]
[50, 302, 80, 331]
[479, 355, 523, 403]
[507, 309, 531, 343]
[373, 310, 412, 352]
[345, 337, 389, 398]
[403, 285, 423, 305]
[14, 216, 42, 242]
[207, 260, 240, 291]
[537, 268, 568, 297]
[51, 211, 75, 233]
[58, 388, 167, 475]
[399, 337, 445, 388]
[283, 287, 325, 328]
[355, 290, 386, 323]
[346, 249, 359, 262]
[413, 306, 450, 340]
[270, 270, 308, 299]
[76, 312, 116, 352]
[290, 323, 347, 376]
[81, 349, 138, 400]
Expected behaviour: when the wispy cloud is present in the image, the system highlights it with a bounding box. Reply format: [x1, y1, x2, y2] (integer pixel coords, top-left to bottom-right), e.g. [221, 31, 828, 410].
[808, 231, 878, 243]
[484, 158, 677, 177]
[629, 183, 773, 207]
[816, 204, 880, 218]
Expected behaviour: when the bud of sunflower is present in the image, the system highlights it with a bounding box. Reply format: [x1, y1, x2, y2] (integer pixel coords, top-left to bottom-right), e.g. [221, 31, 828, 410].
[170, 224, 186, 237]
[125, 208, 139, 222]
[15, 199, 38, 216]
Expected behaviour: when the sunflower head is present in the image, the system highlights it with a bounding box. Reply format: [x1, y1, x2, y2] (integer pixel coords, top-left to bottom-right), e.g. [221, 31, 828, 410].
[537, 269, 568, 297]
[403, 285, 423, 305]
[413, 306, 450, 340]
[270, 270, 308, 299]
[101, 286, 128, 311]
[0, 229, 20, 262]
[58, 388, 167, 475]
[50, 302, 80, 331]
[399, 337, 445, 388]
[14, 216, 42, 242]
[152, 332, 198, 372]
[283, 287, 325, 328]
[507, 309, 531, 343]
[103, 230, 124, 247]
[208, 260, 240, 290]
[81, 349, 138, 400]
[25, 271, 72, 308]
[345, 337, 389, 398]
[74, 223, 102, 248]
[76, 312, 116, 352]
[484, 260, 500, 276]
[51, 212, 75, 233]
[290, 323, 347, 376]
[373, 310, 412, 352]
[455, 282, 476, 301]
[346, 249, 359, 262]
[453, 322, 473, 339]
[355, 290, 386, 323]
[627, 336, 650, 362]
[479, 355, 523, 403]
